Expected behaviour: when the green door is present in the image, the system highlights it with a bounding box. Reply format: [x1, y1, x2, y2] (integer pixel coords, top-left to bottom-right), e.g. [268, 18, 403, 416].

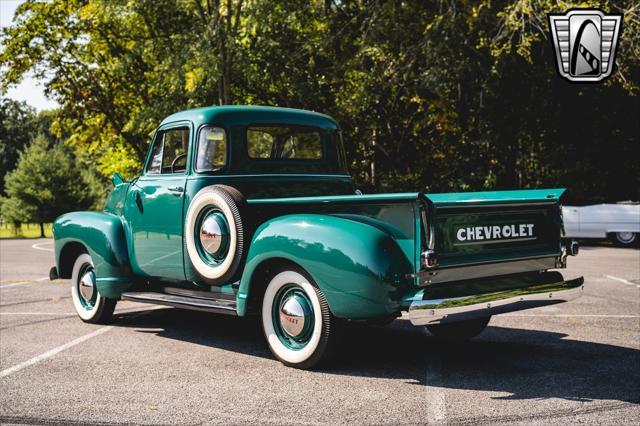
[126, 124, 191, 280]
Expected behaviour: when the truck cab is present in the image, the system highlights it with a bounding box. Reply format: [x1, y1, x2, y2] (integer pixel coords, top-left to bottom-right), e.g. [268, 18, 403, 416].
[52, 106, 583, 369]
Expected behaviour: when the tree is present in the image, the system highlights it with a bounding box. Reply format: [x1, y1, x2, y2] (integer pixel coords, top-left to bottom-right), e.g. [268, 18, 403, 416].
[0, 98, 36, 195]
[3, 135, 94, 237]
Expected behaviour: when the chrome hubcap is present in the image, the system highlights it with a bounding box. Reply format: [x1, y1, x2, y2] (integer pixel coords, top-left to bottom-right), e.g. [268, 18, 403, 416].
[279, 295, 307, 337]
[79, 269, 95, 303]
[273, 285, 315, 350]
[617, 232, 635, 243]
[199, 212, 229, 258]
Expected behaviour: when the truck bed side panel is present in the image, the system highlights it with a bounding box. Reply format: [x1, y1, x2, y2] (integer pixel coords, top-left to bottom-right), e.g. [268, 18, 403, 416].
[237, 214, 413, 319]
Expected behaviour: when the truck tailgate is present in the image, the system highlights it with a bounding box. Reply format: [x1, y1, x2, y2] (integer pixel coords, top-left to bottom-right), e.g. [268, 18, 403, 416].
[425, 189, 564, 268]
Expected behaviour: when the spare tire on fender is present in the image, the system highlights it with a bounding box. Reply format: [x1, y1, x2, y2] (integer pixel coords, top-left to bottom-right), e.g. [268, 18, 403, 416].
[185, 185, 249, 285]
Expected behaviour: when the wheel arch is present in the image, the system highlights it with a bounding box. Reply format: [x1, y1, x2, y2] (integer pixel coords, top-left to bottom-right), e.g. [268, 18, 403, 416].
[241, 257, 304, 316]
[53, 211, 132, 298]
[237, 214, 412, 319]
[58, 241, 88, 279]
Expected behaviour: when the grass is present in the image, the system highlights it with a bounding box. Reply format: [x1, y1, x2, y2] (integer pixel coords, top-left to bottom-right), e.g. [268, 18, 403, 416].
[0, 223, 53, 239]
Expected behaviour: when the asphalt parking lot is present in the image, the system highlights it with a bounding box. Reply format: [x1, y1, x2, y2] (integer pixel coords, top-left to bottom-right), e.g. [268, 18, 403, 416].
[0, 238, 638, 425]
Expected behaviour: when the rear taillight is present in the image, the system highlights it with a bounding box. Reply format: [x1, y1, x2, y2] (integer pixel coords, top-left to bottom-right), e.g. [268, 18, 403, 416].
[420, 205, 436, 270]
[421, 249, 438, 269]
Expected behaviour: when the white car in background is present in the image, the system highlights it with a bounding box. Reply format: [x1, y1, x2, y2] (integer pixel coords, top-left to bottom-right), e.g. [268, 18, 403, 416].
[562, 203, 640, 246]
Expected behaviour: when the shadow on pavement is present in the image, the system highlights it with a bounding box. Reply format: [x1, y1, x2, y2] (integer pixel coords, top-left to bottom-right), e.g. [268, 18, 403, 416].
[574, 240, 639, 250]
[113, 307, 640, 405]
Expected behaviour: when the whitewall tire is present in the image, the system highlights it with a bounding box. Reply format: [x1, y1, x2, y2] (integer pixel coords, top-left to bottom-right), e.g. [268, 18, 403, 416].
[261, 268, 336, 369]
[71, 253, 116, 323]
[185, 185, 247, 284]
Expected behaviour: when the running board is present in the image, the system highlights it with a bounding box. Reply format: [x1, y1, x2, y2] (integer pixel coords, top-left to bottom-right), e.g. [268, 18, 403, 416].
[121, 292, 238, 315]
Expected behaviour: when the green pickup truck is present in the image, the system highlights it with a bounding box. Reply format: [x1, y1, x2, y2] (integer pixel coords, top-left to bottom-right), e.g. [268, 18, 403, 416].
[51, 106, 583, 369]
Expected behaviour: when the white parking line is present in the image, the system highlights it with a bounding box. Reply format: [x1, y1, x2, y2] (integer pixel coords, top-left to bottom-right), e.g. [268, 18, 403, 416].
[0, 312, 75, 316]
[502, 314, 639, 318]
[31, 242, 54, 252]
[425, 358, 447, 423]
[0, 282, 30, 289]
[604, 274, 640, 288]
[0, 307, 160, 316]
[426, 389, 446, 424]
[0, 277, 50, 288]
[0, 307, 162, 378]
[0, 326, 113, 378]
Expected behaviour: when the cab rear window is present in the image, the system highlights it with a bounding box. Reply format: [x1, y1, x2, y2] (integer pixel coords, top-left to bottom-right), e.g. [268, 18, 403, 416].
[247, 125, 323, 160]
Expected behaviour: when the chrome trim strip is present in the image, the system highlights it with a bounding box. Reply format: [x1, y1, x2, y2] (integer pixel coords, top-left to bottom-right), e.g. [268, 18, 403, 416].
[212, 174, 352, 179]
[433, 253, 560, 270]
[160, 286, 236, 301]
[121, 292, 238, 315]
[412, 256, 559, 285]
[408, 277, 584, 326]
[433, 201, 558, 209]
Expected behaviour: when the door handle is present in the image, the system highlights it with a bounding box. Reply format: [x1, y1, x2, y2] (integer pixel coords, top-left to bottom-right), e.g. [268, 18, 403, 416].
[169, 186, 184, 196]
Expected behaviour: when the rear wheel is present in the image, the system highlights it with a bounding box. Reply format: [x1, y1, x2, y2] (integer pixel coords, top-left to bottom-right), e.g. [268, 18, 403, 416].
[70, 253, 116, 324]
[426, 316, 490, 341]
[261, 267, 336, 369]
[612, 232, 637, 247]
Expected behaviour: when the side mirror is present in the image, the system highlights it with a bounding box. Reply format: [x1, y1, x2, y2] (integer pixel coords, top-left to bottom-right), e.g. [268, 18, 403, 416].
[112, 172, 124, 186]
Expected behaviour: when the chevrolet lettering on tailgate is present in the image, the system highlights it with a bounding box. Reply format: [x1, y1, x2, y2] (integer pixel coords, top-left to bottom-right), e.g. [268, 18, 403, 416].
[456, 224, 535, 243]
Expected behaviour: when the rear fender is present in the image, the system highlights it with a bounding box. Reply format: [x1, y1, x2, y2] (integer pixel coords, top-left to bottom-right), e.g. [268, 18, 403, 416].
[53, 211, 132, 298]
[237, 214, 412, 319]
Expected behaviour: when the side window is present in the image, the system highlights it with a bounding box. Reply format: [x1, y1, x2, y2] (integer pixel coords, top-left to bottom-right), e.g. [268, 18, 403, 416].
[162, 128, 189, 173]
[196, 127, 227, 171]
[146, 127, 190, 174]
[147, 134, 164, 174]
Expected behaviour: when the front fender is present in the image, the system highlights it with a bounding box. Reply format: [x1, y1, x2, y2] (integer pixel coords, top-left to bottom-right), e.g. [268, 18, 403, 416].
[237, 214, 412, 319]
[53, 211, 132, 298]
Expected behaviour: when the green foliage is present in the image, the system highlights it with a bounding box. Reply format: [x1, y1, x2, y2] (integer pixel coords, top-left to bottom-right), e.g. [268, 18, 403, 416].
[0, 98, 69, 195]
[2, 135, 95, 228]
[0, 222, 53, 239]
[1, 0, 638, 203]
[0, 99, 36, 195]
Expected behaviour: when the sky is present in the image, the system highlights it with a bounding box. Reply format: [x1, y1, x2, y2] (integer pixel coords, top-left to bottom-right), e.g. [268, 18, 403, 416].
[1, 0, 59, 111]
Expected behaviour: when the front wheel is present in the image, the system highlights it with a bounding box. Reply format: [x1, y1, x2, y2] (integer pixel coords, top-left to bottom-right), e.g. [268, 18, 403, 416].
[261, 268, 336, 369]
[426, 316, 491, 341]
[71, 253, 116, 324]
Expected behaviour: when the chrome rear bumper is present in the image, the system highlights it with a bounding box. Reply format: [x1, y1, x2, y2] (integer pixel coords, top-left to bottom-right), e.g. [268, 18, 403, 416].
[408, 276, 584, 326]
